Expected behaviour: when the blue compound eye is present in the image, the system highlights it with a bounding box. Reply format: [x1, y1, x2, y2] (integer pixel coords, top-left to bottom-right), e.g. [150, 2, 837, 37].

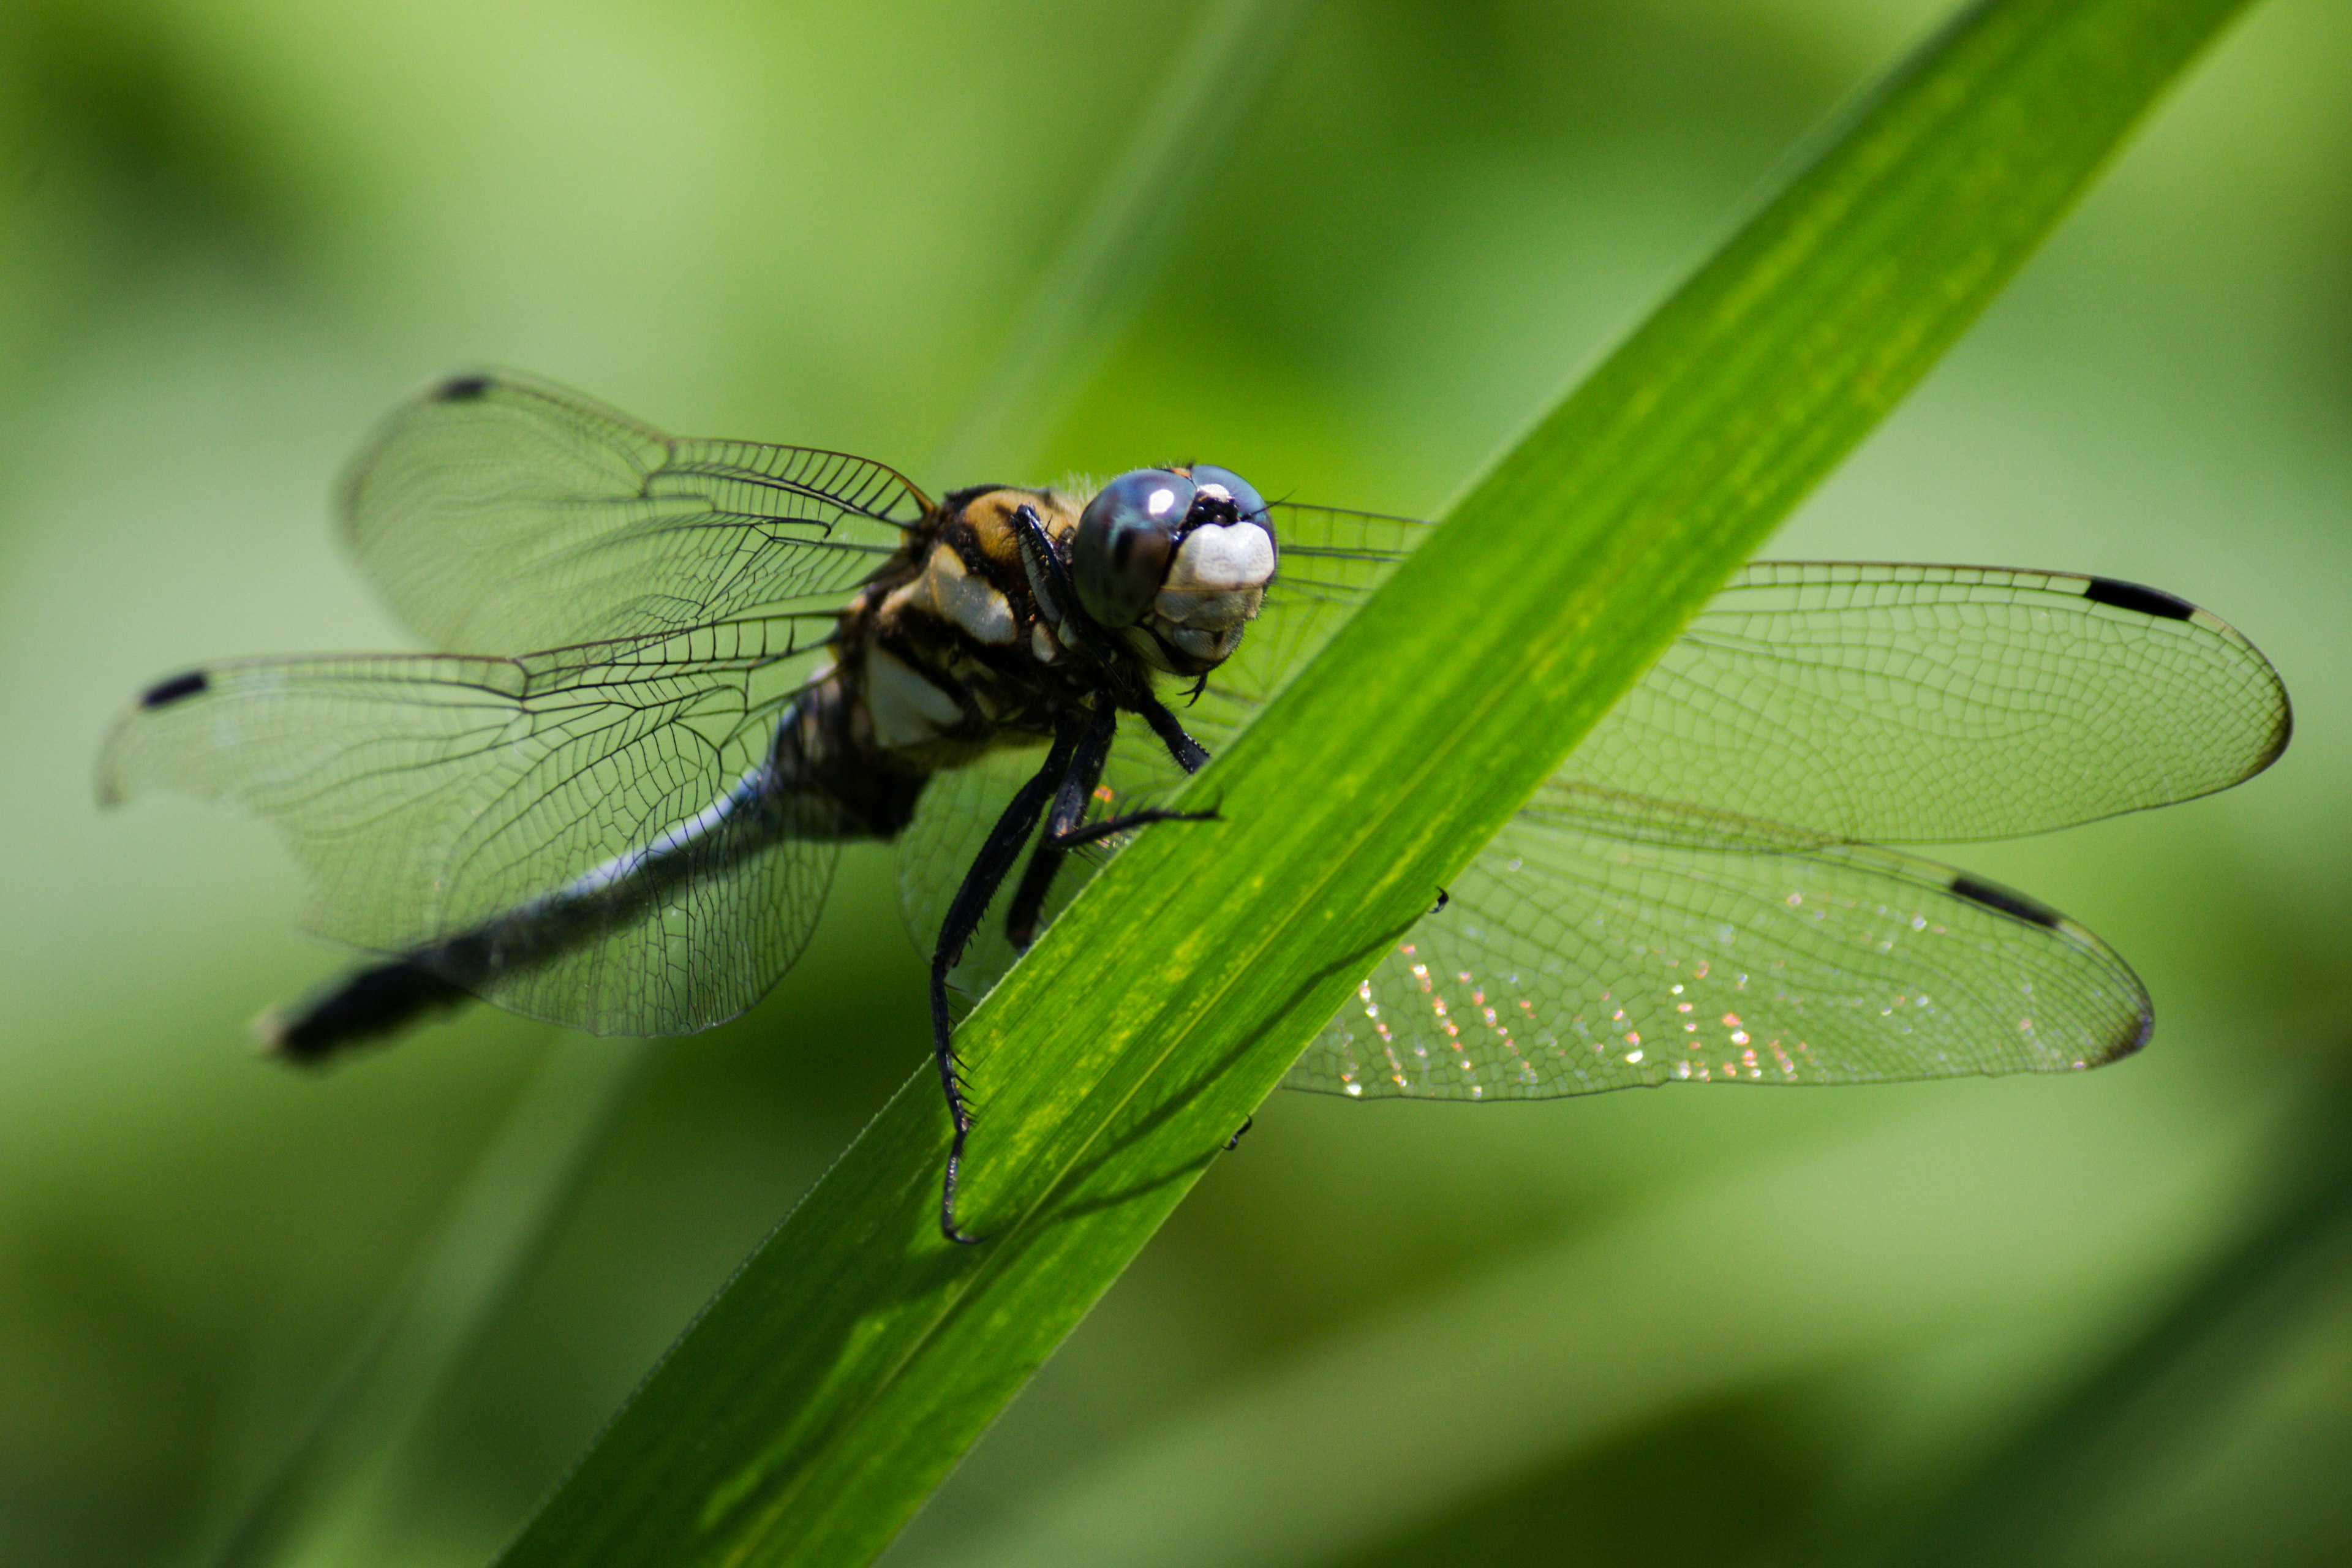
[1073, 469, 1195, 627]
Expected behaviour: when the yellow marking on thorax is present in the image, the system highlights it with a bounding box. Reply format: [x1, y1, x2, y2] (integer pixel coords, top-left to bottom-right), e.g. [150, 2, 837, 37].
[959, 488, 1081, 567]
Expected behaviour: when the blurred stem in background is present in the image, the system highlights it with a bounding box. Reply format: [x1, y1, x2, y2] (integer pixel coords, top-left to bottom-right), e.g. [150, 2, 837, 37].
[192, 4, 1310, 1564]
[927, 0, 1317, 483]
[195, 1042, 645, 1568]
[1873, 1047, 2352, 1568]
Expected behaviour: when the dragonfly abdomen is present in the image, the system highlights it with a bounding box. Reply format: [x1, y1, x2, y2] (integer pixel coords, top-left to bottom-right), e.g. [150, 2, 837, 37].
[260, 957, 472, 1063]
[261, 715, 912, 1061]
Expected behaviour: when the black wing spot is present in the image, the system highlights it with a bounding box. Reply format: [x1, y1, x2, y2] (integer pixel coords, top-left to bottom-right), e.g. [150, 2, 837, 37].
[140, 671, 209, 709]
[1949, 874, 2063, 930]
[2084, 576, 2195, 621]
[434, 373, 493, 402]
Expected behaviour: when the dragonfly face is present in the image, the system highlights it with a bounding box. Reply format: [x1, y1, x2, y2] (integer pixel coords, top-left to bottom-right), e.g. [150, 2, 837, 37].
[99, 371, 2293, 1243]
[1069, 466, 1278, 671]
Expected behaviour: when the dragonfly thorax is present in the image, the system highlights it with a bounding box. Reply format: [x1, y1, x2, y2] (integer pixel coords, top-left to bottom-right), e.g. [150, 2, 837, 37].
[842, 473, 1272, 771]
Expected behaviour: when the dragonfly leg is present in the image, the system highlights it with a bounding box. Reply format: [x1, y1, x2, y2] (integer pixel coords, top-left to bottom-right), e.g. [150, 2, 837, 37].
[1043, 804, 1219, 852]
[1009, 503, 1087, 634]
[1007, 704, 1218, 952]
[1003, 843, 1067, 956]
[931, 715, 1083, 1243]
[1004, 707, 1111, 953]
[1134, 688, 1210, 774]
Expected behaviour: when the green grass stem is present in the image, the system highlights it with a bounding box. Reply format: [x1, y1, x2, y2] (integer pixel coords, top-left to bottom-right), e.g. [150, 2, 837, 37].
[496, 2, 2255, 1562]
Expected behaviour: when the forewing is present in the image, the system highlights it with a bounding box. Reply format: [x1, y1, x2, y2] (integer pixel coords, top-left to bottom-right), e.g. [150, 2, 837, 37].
[98, 622, 837, 1036]
[1561, 563, 2290, 842]
[1220, 535, 2285, 841]
[1286, 782, 2150, 1101]
[340, 371, 924, 653]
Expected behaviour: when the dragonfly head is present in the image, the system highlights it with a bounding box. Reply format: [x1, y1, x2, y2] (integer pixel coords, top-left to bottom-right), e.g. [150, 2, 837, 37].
[1072, 465, 1276, 674]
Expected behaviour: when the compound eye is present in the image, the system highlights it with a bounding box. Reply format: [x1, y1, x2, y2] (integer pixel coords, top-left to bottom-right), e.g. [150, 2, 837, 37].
[1074, 469, 1194, 627]
[1185, 465, 1272, 546]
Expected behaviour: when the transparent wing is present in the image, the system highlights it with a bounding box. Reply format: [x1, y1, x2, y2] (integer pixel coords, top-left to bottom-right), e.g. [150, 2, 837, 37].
[339, 370, 925, 653]
[1286, 782, 2151, 1101]
[1207, 535, 2287, 840]
[1563, 562, 2291, 842]
[1186, 503, 1431, 753]
[98, 619, 837, 1036]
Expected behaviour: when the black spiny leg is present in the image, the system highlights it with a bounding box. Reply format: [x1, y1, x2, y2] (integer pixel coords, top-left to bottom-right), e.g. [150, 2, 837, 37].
[1003, 708, 1108, 954]
[1002, 838, 1071, 956]
[931, 717, 1081, 1243]
[1135, 688, 1211, 774]
[1006, 703, 1219, 954]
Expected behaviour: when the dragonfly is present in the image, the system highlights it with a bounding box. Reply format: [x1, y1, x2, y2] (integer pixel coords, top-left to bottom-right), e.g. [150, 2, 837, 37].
[99, 372, 2292, 1242]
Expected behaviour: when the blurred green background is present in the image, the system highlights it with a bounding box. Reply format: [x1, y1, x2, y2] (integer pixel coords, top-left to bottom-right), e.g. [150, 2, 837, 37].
[3, 1, 2348, 1564]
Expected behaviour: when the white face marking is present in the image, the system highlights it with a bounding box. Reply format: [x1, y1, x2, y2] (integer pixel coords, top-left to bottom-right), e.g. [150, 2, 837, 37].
[1030, 622, 1060, 665]
[1151, 520, 1275, 633]
[1166, 519, 1275, 594]
[865, 645, 966, 749]
[1163, 624, 1248, 663]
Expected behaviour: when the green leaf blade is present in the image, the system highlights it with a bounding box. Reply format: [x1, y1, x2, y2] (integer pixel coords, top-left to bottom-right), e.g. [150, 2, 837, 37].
[494, 1, 2256, 1563]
